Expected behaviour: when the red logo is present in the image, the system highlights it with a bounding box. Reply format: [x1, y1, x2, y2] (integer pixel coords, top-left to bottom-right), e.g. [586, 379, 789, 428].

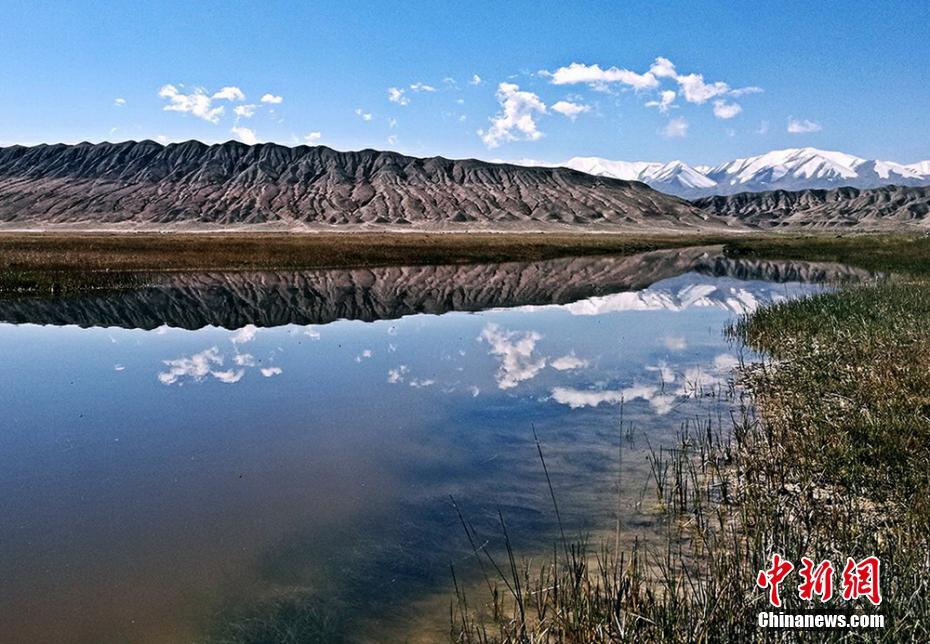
[842, 556, 882, 606]
[757, 553, 794, 607]
[798, 557, 834, 602]
[757, 554, 881, 606]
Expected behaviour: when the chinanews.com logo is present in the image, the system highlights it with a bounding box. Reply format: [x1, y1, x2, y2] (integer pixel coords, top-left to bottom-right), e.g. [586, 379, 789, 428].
[755, 554, 885, 629]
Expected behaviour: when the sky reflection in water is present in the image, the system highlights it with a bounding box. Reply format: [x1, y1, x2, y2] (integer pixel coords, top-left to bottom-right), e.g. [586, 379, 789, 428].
[0, 261, 837, 642]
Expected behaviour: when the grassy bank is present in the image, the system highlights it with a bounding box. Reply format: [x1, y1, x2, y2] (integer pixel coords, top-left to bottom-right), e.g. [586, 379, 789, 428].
[452, 236, 930, 642]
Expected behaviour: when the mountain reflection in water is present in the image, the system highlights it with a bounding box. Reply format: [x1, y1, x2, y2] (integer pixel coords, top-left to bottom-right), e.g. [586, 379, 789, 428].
[0, 249, 866, 643]
[0, 245, 868, 329]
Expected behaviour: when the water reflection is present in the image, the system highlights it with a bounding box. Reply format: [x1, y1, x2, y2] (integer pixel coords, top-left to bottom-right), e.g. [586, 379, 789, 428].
[0, 250, 863, 643]
[0, 246, 868, 329]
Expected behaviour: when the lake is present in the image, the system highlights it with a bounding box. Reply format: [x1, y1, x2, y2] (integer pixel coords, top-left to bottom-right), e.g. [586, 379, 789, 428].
[0, 246, 861, 642]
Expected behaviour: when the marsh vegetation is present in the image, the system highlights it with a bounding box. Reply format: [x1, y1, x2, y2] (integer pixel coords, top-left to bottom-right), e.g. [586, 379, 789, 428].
[450, 235, 930, 642]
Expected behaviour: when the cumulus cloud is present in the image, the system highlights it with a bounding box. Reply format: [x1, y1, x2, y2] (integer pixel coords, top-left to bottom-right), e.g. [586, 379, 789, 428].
[387, 365, 409, 384]
[409, 82, 436, 92]
[234, 353, 256, 367]
[158, 347, 244, 385]
[158, 84, 225, 123]
[661, 117, 689, 138]
[213, 86, 246, 102]
[304, 131, 322, 144]
[675, 73, 730, 104]
[645, 90, 677, 113]
[261, 367, 283, 377]
[355, 108, 373, 121]
[479, 323, 546, 389]
[712, 100, 742, 119]
[787, 117, 822, 133]
[551, 100, 591, 120]
[551, 387, 624, 408]
[231, 126, 258, 144]
[478, 82, 547, 148]
[387, 87, 409, 105]
[230, 325, 258, 344]
[547, 62, 659, 91]
[234, 104, 258, 119]
[649, 57, 678, 79]
[470, 74, 482, 85]
[260, 93, 283, 104]
[550, 353, 589, 370]
[545, 56, 760, 125]
[113, 97, 126, 106]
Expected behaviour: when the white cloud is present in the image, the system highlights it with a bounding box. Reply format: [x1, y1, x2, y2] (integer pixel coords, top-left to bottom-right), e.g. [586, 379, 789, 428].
[470, 74, 482, 85]
[550, 353, 589, 370]
[730, 86, 764, 97]
[355, 349, 373, 363]
[212, 369, 245, 384]
[158, 347, 241, 385]
[787, 117, 822, 134]
[649, 57, 677, 79]
[712, 100, 742, 119]
[551, 383, 674, 415]
[230, 325, 258, 344]
[387, 365, 409, 384]
[409, 378, 435, 388]
[213, 86, 246, 102]
[550, 386, 624, 409]
[757, 120, 770, 135]
[234, 104, 258, 119]
[479, 323, 546, 389]
[661, 117, 689, 138]
[234, 353, 256, 367]
[387, 87, 409, 105]
[304, 131, 322, 144]
[260, 93, 283, 104]
[156, 134, 170, 144]
[676, 73, 730, 104]
[231, 126, 258, 145]
[304, 326, 321, 340]
[409, 82, 436, 92]
[551, 100, 591, 120]
[478, 82, 547, 148]
[158, 84, 225, 124]
[548, 62, 659, 91]
[387, 134, 398, 145]
[355, 108, 373, 121]
[113, 97, 126, 106]
[645, 90, 677, 113]
[646, 360, 676, 384]
[261, 367, 283, 377]
[664, 336, 687, 351]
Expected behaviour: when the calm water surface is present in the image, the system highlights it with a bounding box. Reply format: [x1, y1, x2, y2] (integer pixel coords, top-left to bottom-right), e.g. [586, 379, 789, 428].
[0, 248, 860, 642]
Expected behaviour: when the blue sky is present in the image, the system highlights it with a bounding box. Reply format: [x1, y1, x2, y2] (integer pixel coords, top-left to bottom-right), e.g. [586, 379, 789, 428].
[2, 0, 928, 164]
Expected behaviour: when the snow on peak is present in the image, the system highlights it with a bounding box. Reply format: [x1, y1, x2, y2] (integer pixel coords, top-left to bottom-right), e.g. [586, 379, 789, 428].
[541, 147, 930, 198]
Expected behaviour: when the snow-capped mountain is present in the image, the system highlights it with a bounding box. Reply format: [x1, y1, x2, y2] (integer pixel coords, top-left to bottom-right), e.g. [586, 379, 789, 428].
[556, 148, 930, 199]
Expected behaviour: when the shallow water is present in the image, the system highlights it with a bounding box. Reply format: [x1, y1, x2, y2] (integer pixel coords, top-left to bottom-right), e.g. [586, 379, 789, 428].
[0, 248, 857, 642]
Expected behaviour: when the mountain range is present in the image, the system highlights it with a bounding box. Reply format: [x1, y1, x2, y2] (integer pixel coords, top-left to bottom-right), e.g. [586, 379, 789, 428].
[557, 147, 930, 199]
[0, 141, 929, 232]
[0, 140, 707, 231]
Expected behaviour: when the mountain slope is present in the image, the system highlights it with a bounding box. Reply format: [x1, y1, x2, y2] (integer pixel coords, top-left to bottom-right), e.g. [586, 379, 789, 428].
[692, 185, 930, 229]
[554, 147, 930, 198]
[0, 141, 710, 231]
